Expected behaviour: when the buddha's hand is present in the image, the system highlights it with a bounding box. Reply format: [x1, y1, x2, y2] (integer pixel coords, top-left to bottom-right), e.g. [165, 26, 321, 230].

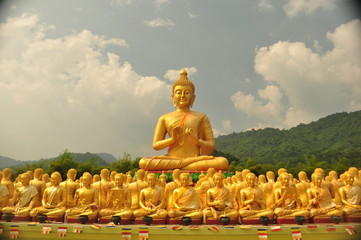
[171, 126, 183, 143]
[185, 128, 199, 146]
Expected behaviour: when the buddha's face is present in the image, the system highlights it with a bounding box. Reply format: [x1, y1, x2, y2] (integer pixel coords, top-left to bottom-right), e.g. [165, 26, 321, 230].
[345, 174, 354, 186]
[180, 174, 190, 187]
[20, 173, 31, 186]
[50, 174, 61, 186]
[246, 174, 256, 187]
[281, 174, 290, 187]
[115, 175, 123, 187]
[147, 174, 156, 187]
[172, 85, 195, 109]
[82, 175, 92, 187]
[312, 174, 322, 187]
[214, 174, 223, 187]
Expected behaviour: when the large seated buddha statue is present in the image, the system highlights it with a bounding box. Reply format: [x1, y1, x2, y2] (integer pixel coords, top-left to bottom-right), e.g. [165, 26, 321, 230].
[339, 172, 361, 219]
[139, 69, 228, 171]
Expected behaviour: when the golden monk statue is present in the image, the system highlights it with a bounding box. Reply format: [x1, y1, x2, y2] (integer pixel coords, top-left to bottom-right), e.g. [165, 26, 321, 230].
[0, 172, 10, 211]
[1, 168, 15, 204]
[133, 173, 167, 219]
[92, 168, 112, 209]
[328, 170, 344, 205]
[2, 173, 38, 217]
[99, 173, 132, 219]
[30, 168, 46, 207]
[128, 169, 148, 210]
[168, 173, 203, 220]
[42, 173, 52, 188]
[60, 168, 79, 208]
[238, 173, 273, 221]
[164, 169, 181, 210]
[296, 171, 311, 208]
[262, 171, 276, 210]
[274, 173, 309, 219]
[203, 173, 238, 222]
[139, 69, 228, 171]
[65, 172, 99, 219]
[30, 172, 66, 218]
[306, 173, 343, 218]
[339, 172, 361, 217]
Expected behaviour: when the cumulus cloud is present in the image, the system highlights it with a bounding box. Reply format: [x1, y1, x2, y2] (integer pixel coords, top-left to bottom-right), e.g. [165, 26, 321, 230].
[144, 18, 175, 30]
[0, 13, 172, 160]
[257, 0, 275, 13]
[232, 19, 361, 128]
[284, 0, 339, 18]
[164, 67, 198, 82]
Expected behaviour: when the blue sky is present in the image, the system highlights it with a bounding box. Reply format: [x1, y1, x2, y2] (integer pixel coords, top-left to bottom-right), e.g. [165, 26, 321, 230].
[0, 0, 360, 160]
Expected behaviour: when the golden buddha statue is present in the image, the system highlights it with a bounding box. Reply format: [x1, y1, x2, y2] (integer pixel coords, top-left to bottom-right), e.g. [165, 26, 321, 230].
[203, 173, 239, 222]
[328, 170, 344, 205]
[314, 168, 335, 199]
[238, 173, 274, 221]
[306, 173, 343, 218]
[65, 172, 99, 219]
[262, 171, 276, 210]
[128, 169, 148, 210]
[168, 173, 203, 220]
[1, 168, 15, 203]
[0, 172, 10, 211]
[92, 168, 112, 209]
[99, 173, 132, 219]
[2, 173, 38, 217]
[30, 172, 66, 218]
[59, 168, 79, 208]
[139, 69, 228, 171]
[339, 172, 361, 217]
[164, 169, 181, 210]
[196, 168, 216, 208]
[274, 173, 309, 219]
[296, 171, 311, 208]
[30, 168, 46, 207]
[349, 167, 361, 187]
[42, 173, 52, 188]
[133, 173, 167, 219]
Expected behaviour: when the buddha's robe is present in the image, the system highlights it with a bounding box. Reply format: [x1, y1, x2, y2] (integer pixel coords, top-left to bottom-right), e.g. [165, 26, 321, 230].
[30, 185, 66, 218]
[65, 187, 99, 219]
[341, 185, 361, 216]
[204, 186, 238, 220]
[239, 187, 274, 219]
[308, 187, 343, 217]
[0, 185, 10, 210]
[133, 186, 167, 219]
[99, 187, 132, 218]
[139, 111, 228, 170]
[2, 185, 37, 216]
[169, 187, 202, 219]
[274, 188, 309, 218]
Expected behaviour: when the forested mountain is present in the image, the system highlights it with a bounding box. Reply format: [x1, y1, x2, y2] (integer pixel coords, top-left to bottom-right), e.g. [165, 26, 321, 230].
[215, 111, 361, 175]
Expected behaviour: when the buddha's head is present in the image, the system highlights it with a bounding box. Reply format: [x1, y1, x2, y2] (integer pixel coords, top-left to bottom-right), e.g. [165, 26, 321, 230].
[147, 173, 157, 187]
[328, 170, 338, 180]
[115, 173, 124, 187]
[34, 168, 43, 179]
[266, 171, 275, 181]
[67, 168, 77, 180]
[172, 70, 196, 110]
[213, 173, 224, 187]
[42, 173, 50, 183]
[349, 167, 359, 179]
[100, 168, 110, 180]
[20, 172, 31, 186]
[82, 172, 93, 187]
[245, 173, 256, 187]
[280, 172, 290, 187]
[298, 171, 308, 181]
[258, 174, 266, 184]
[179, 173, 190, 188]
[51, 172, 62, 186]
[172, 169, 181, 181]
[345, 172, 355, 186]
[311, 173, 322, 187]
[2, 168, 12, 179]
[93, 174, 100, 183]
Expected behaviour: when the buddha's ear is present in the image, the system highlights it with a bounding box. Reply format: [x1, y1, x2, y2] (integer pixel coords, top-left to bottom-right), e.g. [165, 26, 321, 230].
[190, 95, 196, 108]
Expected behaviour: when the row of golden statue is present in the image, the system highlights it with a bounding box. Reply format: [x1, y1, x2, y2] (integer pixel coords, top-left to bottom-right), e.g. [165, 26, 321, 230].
[0, 166, 361, 224]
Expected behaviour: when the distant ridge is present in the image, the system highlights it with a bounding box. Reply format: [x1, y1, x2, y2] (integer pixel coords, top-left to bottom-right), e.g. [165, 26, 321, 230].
[215, 110, 361, 170]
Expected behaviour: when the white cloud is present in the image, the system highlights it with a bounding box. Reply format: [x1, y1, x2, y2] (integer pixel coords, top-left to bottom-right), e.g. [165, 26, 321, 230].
[257, 0, 275, 13]
[0, 13, 172, 160]
[221, 120, 232, 131]
[145, 18, 175, 30]
[164, 67, 198, 82]
[232, 19, 361, 128]
[284, 0, 339, 18]
[188, 12, 199, 19]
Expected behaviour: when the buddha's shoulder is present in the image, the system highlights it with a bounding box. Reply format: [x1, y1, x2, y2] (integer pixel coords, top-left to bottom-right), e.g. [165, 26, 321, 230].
[160, 111, 207, 119]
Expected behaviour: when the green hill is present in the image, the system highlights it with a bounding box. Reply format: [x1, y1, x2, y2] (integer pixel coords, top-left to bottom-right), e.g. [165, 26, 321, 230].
[214, 111, 361, 175]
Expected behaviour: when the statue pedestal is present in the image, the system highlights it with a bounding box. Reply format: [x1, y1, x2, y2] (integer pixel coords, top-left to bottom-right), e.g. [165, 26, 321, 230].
[12, 216, 32, 222]
[169, 218, 202, 225]
[67, 217, 97, 224]
[276, 218, 309, 224]
[205, 218, 238, 225]
[98, 217, 132, 224]
[241, 218, 274, 225]
[345, 216, 361, 223]
[312, 217, 333, 224]
[134, 218, 167, 225]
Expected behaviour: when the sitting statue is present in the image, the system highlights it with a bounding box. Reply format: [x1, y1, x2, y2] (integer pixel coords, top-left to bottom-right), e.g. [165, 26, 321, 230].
[128, 169, 148, 210]
[133, 173, 167, 219]
[30, 172, 66, 219]
[203, 173, 239, 222]
[65, 172, 99, 220]
[339, 172, 361, 217]
[0, 171, 10, 212]
[59, 168, 79, 208]
[306, 173, 343, 218]
[164, 169, 181, 210]
[1, 168, 15, 204]
[238, 173, 274, 221]
[274, 172, 310, 219]
[296, 171, 311, 208]
[92, 168, 112, 209]
[99, 173, 132, 219]
[139, 69, 228, 171]
[2, 173, 38, 217]
[30, 168, 46, 208]
[168, 173, 203, 220]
